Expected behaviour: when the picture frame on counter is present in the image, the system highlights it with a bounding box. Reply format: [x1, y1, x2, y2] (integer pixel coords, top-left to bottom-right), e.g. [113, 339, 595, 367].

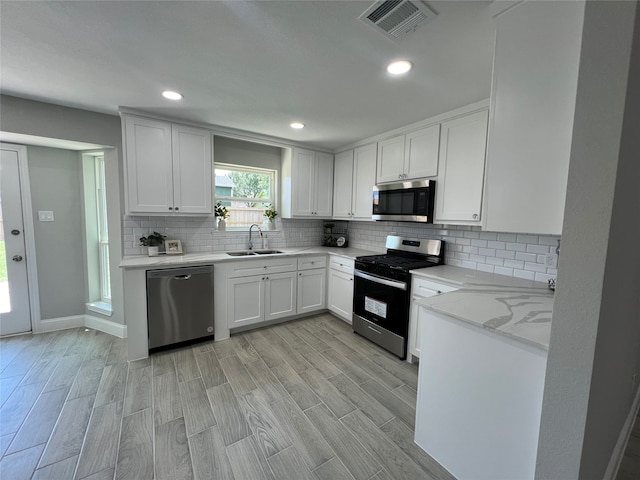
[164, 239, 183, 255]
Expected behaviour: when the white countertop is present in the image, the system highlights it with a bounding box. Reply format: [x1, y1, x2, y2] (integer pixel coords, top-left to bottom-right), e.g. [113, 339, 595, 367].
[119, 246, 379, 269]
[412, 265, 554, 350]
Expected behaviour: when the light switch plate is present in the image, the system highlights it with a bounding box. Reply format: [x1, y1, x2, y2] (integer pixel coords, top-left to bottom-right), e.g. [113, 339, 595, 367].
[38, 211, 54, 222]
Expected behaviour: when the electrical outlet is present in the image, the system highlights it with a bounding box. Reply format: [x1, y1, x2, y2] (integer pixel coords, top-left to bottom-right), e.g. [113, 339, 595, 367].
[544, 253, 558, 268]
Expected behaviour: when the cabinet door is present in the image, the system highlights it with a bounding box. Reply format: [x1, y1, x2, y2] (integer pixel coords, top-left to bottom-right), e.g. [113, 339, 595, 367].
[124, 116, 174, 214]
[435, 110, 488, 224]
[484, 0, 583, 234]
[376, 136, 406, 184]
[291, 149, 316, 216]
[408, 294, 426, 360]
[227, 276, 264, 328]
[328, 269, 354, 323]
[405, 125, 440, 179]
[172, 124, 213, 214]
[314, 152, 334, 217]
[265, 271, 297, 321]
[297, 269, 326, 314]
[333, 150, 354, 219]
[351, 144, 377, 219]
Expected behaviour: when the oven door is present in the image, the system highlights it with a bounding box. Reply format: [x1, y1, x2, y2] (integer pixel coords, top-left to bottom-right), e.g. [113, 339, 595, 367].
[353, 270, 409, 337]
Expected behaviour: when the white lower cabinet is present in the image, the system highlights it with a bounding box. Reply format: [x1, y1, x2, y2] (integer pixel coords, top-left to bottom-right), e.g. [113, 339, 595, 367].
[297, 269, 326, 314]
[228, 271, 297, 328]
[328, 256, 355, 323]
[408, 276, 458, 362]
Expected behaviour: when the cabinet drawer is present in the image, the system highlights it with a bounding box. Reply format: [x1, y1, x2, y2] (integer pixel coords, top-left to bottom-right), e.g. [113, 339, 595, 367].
[297, 255, 327, 271]
[329, 256, 355, 274]
[227, 258, 298, 278]
[412, 277, 458, 296]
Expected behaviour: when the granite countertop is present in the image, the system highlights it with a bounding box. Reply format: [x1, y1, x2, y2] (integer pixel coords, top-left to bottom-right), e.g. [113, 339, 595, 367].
[412, 265, 554, 350]
[119, 246, 379, 269]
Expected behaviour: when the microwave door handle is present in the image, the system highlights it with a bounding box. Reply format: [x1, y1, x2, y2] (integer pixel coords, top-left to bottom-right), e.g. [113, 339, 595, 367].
[354, 270, 407, 290]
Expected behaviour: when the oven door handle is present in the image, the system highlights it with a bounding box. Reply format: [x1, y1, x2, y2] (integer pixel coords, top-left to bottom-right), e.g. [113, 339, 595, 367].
[354, 270, 407, 290]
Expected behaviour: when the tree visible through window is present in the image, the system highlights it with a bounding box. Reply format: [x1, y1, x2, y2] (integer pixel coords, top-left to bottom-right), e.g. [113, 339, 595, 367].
[215, 164, 276, 228]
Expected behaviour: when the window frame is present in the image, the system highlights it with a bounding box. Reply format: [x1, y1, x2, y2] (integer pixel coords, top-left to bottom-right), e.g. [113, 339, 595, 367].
[94, 156, 111, 303]
[214, 163, 276, 206]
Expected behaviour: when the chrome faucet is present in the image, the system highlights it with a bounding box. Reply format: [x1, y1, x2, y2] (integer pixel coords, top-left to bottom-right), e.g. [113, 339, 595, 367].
[248, 224, 262, 250]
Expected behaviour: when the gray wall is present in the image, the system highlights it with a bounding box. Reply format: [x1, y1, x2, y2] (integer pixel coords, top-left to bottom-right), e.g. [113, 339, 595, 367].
[27, 146, 85, 319]
[536, 2, 640, 478]
[0, 95, 125, 326]
[214, 136, 282, 171]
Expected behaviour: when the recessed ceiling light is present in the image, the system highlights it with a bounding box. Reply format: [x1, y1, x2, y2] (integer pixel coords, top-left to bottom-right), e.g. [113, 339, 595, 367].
[290, 122, 305, 129]
[387, 60, 413, 75]
[162, 90, 183, 100]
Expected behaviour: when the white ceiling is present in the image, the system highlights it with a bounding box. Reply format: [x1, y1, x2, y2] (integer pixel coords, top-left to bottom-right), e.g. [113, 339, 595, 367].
[0, 1, 496, 151]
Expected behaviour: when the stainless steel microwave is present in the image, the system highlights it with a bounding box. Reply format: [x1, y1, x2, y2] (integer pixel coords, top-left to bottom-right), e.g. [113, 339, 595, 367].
[372, 180, 435, 223]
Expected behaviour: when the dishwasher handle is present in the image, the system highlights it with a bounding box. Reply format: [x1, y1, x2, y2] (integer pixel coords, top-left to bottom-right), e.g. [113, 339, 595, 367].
[147, 265, 213, 278]
[174, 274, 192, 280]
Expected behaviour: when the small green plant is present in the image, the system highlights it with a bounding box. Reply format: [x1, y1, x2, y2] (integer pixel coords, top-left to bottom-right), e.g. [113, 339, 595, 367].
[263, 204, 278, 220]
[139, 231, 166, 247]
[215, 202, 230, 219]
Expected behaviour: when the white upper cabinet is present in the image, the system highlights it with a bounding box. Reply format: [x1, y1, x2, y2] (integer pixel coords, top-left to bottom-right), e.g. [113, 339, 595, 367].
[376, 124, 440, 184]
[333, 143, 377, 220]
[404, 125, 440, 180]
[282, 148, 334, 218]
[376, 136, 406, 183]
[484, 0, 584, 235]
[123, 114, 213, 215]
[435, 110, 488, 224]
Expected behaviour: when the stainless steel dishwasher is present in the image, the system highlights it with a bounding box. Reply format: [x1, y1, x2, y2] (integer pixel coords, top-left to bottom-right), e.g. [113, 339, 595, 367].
[146, 265, 214, 351]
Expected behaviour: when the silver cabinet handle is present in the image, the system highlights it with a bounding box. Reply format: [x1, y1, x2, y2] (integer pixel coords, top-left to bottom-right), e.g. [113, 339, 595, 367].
[168, 207, 173, 211]
[175, 206, 179, 211]
[12, 255, 24, 262]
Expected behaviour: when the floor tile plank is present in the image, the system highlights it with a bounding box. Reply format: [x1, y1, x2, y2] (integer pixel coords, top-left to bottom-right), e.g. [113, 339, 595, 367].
[267, 445, 315, 480]
[321, 348, 371, 385]
[188, 426, 235, 480]
[206, 383, 251, 447]
[304, 404, 381, 480]
[123, 365, 152, 416]
[313, 457, 357, 480]
[68, 358, 106, 400]
[0, 381, 46, 435]
[151, 351, 176, 377]
[195, 350, 227, 389]
[179, 377, 217, 436]
[271, 362, 322, 411]
[0, 375, 23, 408]
[153, 371, 183, 427]
[299, 368, 355, 418]
[346, 351, 404, 390]
[359, 378, 416, 428]
[244, 359, 287, 402]
[269, 395, 335, 470]
[226, 435, 274, 480]
[219, 355, 257, 396]
[32, 454, 78, 480]
[38, 394, 95, 468]
[155, 417, 194, 480]
[94, 363, 127, 407]
[174, 347, 201, 383]
[391, 384, 418, 407]
[341, 409, 426, 479]
[115, 408, 153, 480]
[75, 401, 122, 479]
[0, 443, 45, 480]
[7, 386, 70, 454]
[43, 354, 83, 393]
[238, 390, 292, 458]
[244, 332, 285, 369]
[327, 374, 394, 427]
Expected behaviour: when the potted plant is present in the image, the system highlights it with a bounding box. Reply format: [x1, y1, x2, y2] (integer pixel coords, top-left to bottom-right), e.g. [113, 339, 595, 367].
[263, 204, 278, 230]
[139, 231, 166, 256]
[215, 202, 230, 231]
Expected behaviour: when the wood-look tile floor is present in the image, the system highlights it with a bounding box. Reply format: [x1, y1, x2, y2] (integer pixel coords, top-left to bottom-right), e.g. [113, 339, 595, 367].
[0, 313, 454, 480]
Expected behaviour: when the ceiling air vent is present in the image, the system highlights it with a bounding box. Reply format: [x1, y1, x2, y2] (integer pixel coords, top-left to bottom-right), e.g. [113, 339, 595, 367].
[358, 0, 437, 41]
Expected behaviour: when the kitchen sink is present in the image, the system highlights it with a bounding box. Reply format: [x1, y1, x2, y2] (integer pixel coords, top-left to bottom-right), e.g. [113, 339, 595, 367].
[226, 249, 283, 256]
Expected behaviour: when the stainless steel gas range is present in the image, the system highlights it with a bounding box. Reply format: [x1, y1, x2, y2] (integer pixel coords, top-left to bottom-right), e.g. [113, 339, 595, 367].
[352, 235, 445, 359]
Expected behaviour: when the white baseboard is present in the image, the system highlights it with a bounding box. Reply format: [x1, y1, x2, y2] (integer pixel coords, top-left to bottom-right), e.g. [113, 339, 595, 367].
[604, 385, 640, 479]
[36, 314, 127, 338]
[85, 315, 127, 338]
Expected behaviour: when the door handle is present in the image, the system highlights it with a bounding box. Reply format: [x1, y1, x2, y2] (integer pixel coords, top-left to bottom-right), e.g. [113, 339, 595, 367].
[12, 255, 24, 262]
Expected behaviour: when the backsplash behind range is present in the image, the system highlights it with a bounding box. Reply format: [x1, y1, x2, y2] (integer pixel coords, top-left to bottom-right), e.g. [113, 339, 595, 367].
[123, 215, 559, 283]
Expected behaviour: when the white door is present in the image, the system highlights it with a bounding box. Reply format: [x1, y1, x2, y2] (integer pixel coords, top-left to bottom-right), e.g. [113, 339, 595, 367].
[0, 148, 32, 335]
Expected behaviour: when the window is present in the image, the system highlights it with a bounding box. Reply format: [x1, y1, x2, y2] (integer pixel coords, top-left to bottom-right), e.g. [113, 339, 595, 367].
[95, 156, 111, 302]
[215, 163, 276, 228]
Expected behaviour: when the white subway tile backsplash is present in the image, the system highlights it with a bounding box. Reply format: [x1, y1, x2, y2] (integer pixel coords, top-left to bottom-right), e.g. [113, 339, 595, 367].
[346, 220, 560, 284]
[527, 244, 550, 255]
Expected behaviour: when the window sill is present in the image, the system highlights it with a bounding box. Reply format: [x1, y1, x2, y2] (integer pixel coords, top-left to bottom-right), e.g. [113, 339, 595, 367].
[87, 301, 113, 317]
